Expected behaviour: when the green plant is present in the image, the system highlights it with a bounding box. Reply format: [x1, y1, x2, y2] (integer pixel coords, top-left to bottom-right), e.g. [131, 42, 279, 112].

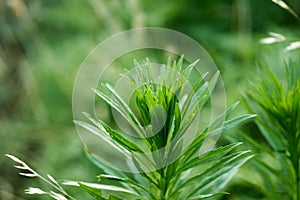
[241, 60, 300, 200]
[7, 57, 254, 199]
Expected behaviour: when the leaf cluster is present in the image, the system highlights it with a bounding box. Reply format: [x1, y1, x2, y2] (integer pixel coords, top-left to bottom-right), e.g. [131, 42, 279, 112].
[242, 61, 300, 200]
[66, 57, 254, 200]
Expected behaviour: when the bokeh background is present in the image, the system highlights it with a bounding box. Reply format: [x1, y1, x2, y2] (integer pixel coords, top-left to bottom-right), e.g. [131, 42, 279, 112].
[1, 0, 299, 199]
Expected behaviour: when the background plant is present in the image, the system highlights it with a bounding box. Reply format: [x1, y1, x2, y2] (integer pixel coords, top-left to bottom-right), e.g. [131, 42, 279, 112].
[238, 60, 300, 200]
[218, 1, 300, 199]
[261, 0, 300, 51]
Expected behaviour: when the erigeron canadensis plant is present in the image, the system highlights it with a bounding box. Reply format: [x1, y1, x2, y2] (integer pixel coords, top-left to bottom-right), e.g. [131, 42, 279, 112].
[241, 60, 300, 200]
[7, 56, 254, 200]
[235, 1, 300, 199]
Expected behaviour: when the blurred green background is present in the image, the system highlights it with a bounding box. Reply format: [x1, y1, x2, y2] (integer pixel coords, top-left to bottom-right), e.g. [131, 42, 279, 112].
[0, 0, 299, 199]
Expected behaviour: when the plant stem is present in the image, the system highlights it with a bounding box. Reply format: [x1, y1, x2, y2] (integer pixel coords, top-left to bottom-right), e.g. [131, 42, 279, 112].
[288, 123, 299, 200]
[295, 153, 299, 200]
[159, 168, 165, 200]
[159, 168, 166, 200]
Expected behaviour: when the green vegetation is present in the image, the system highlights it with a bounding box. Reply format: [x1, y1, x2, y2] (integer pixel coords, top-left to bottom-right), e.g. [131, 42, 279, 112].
[7, 57, 255, 199]
[66, 58, 254, 199]
[1, 0, 300, 199]
[241, 61, 300, 200]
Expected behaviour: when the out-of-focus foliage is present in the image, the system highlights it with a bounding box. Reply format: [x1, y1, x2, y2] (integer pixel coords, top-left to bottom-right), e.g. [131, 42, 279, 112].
[1, 0, 299, 199]
[222, 58, 300, 200]
[241, 61, 300, 200]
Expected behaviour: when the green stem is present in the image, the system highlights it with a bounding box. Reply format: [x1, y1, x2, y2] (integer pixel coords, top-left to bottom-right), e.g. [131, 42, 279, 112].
[159, 168, 167, 200]
[295, 151, 299, 200]
[288, 125, 299, 200]
[160, 174, 165, 199]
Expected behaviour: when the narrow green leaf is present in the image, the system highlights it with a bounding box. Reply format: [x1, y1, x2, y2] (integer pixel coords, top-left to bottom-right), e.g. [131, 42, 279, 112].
[256, 120, 286, 151]
[84, 147, 127, 178]
[63, 181, 146, 200]
[99, 121, 143, 153]
[222, 114, 256, 131]
[181, 71, 207, 117]
[177, 151, 252, 191]
[74, 120, 131, 159]
[238, 131, 274, 155]
[97, 174, 155, 199]
[131, 154, 159, 188]
[182, 59, 200, 80]
[108, 194, 123, 200]
[83, 112, 144, 153]
[94, 87, 147, 140]
[184, 151, 253, 198]
[190, 192, 230, 199]
[225, 101, 240, 119]
[78, 182, 104, 200]
[179, 142, 242, 172]
[178, 129, 209, 165]
[208, 71, 220, 90]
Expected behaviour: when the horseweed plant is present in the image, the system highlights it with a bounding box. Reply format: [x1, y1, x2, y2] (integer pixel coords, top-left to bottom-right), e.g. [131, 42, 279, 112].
[242, 61, 300, 200]
[7, 57, 254, 200]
